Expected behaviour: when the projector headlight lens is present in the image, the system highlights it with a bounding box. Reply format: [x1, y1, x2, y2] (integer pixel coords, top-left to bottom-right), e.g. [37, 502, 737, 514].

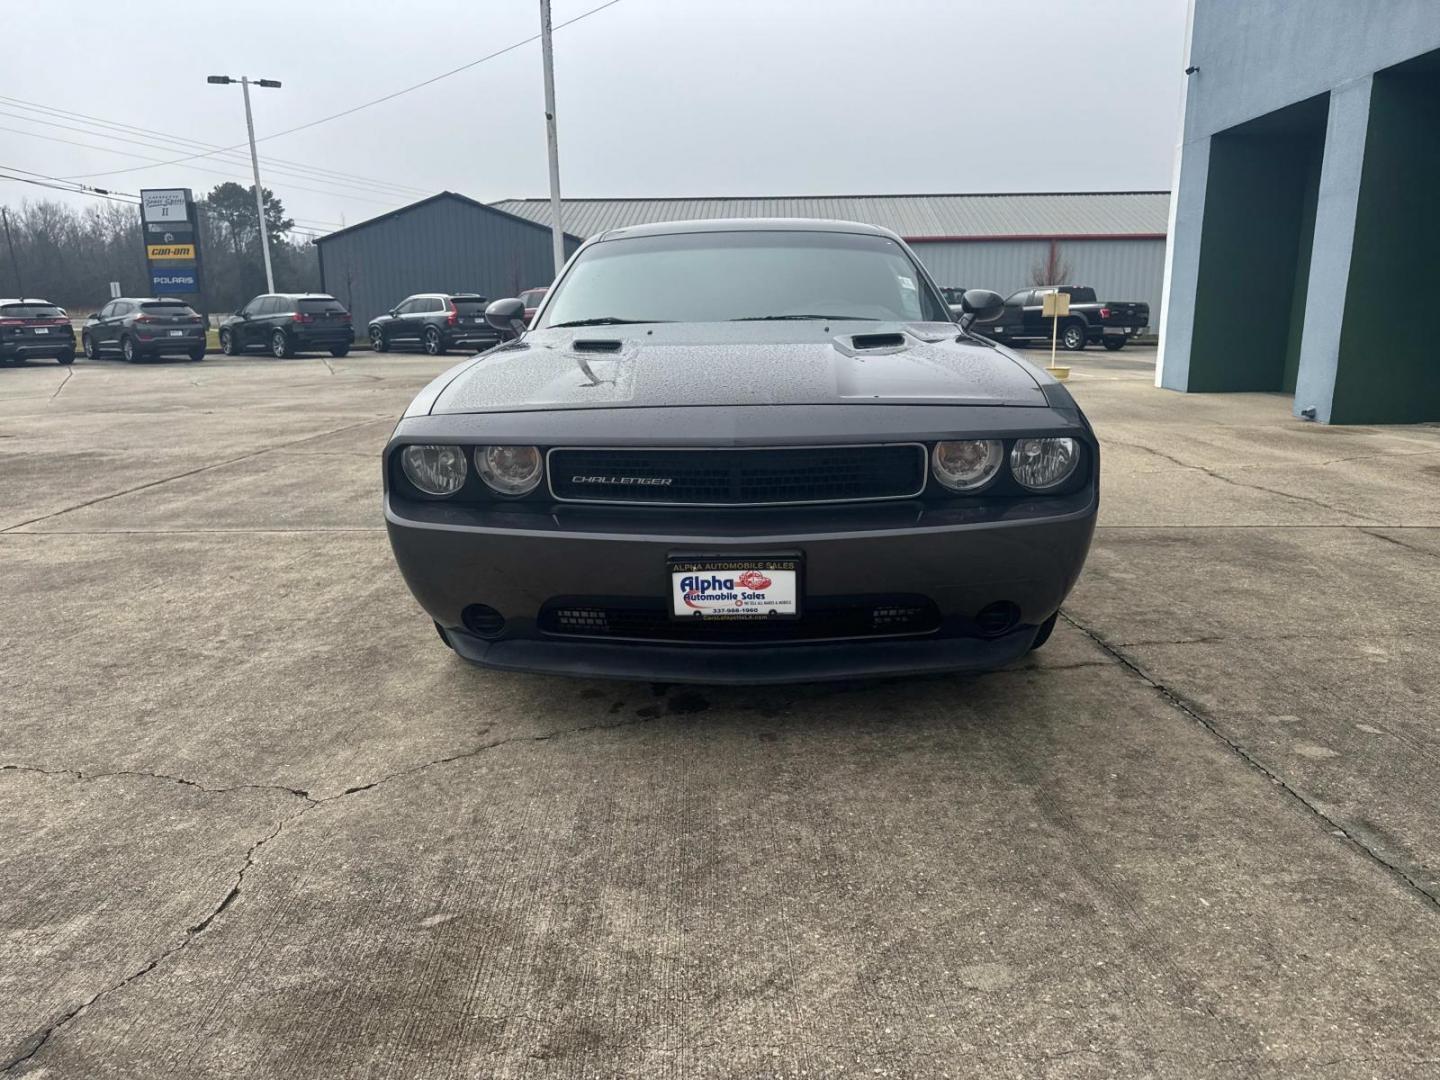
[400, 444, 467, 496]
[476, 445, 543, 496]
[931, 440, 1005, 492]
[1010, 437, 1080, 491]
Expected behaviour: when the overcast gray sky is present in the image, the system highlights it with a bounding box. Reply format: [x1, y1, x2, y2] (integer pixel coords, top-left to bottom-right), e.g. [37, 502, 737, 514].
[4, 0, 1189, 237]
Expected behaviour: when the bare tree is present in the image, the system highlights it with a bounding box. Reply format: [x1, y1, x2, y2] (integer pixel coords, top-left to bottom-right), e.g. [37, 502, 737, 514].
[1028, 242, 1073, 287]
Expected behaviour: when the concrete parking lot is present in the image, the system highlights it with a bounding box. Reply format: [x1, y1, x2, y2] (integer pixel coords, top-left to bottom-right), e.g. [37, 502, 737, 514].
[3, 343, 1439, 1078]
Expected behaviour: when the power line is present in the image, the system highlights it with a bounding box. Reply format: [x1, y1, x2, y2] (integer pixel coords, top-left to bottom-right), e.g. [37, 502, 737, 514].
[59, 0, 623, 180]
[0, 125, 403, 206]
[2, 108, 420, 201]
[0, 96, 429, 197]
[0, 169, 139, 205]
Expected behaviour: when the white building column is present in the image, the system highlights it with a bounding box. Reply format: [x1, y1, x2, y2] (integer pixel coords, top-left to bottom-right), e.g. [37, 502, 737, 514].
[1292, 76, 1373, 423]
[1156, 134, 1211, 391]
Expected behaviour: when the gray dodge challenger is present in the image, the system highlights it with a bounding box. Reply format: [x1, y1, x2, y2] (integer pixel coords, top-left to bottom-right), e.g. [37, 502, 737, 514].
[383, 219, 1097, 684]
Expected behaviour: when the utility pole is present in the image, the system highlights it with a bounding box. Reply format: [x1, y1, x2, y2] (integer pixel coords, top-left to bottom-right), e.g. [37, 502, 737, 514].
[207, 74, 282, 292]
[1, 207, 22, 295]
[539, 0, 566, 277]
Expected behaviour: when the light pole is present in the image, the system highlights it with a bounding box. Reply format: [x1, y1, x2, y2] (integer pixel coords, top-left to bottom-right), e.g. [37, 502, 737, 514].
[538, 0, 565, 277]
[207, 74, 281, 292]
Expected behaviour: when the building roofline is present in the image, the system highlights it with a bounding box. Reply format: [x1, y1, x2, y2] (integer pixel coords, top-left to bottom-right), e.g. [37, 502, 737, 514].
[314, 191, 583, 245]
[904, 232, 1169, 243]
[493, 190, 1172, 202]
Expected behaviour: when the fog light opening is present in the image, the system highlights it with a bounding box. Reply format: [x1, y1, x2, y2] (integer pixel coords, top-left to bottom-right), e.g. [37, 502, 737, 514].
[975, 601, 1021, 637]
[462, 604, 506, 639]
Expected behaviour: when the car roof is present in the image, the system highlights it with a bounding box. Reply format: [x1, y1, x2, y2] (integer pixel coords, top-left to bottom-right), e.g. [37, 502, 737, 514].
[0, 297, 60, 304]
[594, 216, 900, 242]
[110, 297, 192, 303]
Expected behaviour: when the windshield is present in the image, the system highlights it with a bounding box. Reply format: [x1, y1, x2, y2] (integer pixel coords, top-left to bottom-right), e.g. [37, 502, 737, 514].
[298, 298, 346, 312]
[537, 230, 951, 327]
[451, 297, 488, 312]
[140, 302, 197, 315]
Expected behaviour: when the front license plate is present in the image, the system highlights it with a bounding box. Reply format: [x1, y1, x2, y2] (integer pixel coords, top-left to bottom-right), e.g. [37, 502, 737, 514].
[669, 556, 801, 620]
[32, 327, 49, 334]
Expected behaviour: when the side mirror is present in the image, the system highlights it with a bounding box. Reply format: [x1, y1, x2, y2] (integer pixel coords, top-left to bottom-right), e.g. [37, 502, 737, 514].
[958, 288, 1005, 327]
[485, 297, 528, 338]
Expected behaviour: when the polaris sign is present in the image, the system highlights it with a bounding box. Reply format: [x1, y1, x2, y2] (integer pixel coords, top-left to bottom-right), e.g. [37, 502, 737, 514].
[151, 268, 199, 294]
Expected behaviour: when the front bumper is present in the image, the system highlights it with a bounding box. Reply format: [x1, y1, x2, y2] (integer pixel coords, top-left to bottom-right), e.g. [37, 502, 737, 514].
[385, 494, 1096, 683]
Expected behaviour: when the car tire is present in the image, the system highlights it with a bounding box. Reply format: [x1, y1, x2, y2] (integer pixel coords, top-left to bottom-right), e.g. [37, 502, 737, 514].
[220, 329, 239, 355]
[271, 329, 295, 359]
[423, 327, 446, 356]
[1029, 612, 1057, 652]
[188, 346, 206, 362]
[57, 351, 76, 365]
[82, 333, 101, 359]
[121, 335, 140, 362]
[369, 326, 389, 352]
[1061, 322, 1086, 351]
[330, 344, 350, 358]
[1102, 336, 1127, 352]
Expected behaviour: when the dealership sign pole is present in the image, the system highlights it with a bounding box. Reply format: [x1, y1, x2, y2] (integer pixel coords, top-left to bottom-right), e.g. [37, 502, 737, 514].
[140, 188, 205, 302]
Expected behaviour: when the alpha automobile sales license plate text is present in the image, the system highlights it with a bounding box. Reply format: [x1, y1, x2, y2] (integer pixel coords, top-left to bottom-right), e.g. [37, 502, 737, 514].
[670, 558, 800, 620]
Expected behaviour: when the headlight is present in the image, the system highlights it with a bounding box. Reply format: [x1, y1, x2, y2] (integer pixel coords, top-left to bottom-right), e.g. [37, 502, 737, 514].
[931, 439, 1004, 492]
[476, 445, 543, 496]
[1010, 438, 1080, 491]
[400, 444, 467, 496]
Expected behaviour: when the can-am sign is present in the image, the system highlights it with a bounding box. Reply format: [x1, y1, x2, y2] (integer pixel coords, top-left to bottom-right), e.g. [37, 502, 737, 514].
[141, 189, 190, 224]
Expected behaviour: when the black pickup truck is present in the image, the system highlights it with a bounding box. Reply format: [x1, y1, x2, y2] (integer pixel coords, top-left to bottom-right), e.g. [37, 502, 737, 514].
[986, 286, 1149, 351]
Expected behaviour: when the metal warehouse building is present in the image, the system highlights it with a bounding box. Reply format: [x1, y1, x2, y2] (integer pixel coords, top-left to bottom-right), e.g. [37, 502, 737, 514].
[494, 193, 1170, 320]
[314, 192, 580, 327]
[1161, 0, 1440, 424]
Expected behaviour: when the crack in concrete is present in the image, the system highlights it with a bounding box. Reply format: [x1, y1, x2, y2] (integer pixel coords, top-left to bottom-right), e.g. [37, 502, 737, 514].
[0, 708, 666, 1075]
[1360, 529, 1440, 562]
[47, 369, 73, 401]
[0, 417, 390, 534]
[1059, 610, 1440, 914]
[0, 810, 302, 1075]
[1105, 438, 1380, 523]
[0, 762, 314, 802]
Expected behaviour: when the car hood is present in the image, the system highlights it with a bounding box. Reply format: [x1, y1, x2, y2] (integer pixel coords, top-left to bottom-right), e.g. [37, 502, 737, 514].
[426, 321, 1048, 415]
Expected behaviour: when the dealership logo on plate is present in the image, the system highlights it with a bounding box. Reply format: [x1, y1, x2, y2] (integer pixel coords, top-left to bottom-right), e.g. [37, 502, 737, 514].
[736, 570, 772, 590]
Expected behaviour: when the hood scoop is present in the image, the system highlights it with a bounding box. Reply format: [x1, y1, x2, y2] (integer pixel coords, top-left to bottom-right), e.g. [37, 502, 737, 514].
[830, 330, 911, 357]
[851, 332, 907, 350]
[571, 338, 623, 353]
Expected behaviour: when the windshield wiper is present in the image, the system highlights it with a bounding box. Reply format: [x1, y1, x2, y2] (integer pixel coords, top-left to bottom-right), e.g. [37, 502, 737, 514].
[732, 314, 880, 322]
[548, 317, 668, 328]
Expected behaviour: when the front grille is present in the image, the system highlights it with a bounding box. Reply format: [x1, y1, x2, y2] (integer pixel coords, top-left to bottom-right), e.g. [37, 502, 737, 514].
[538, 595, 940, 644]
[547, 445, 926, 506]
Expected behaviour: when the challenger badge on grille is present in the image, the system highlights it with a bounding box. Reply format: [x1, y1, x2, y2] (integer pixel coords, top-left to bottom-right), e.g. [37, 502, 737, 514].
[571, 476, 674, 486]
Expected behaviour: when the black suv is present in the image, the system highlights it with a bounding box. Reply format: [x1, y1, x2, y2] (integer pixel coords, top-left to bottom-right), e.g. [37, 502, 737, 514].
[219, 293, 353, 358]
[0, 298, 76, 365]
[367, 293, 499, 355]
[83, 297, 206, 362]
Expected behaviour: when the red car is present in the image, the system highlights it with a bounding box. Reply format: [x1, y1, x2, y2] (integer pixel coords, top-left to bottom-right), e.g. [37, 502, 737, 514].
[519, 287, 548, 326]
